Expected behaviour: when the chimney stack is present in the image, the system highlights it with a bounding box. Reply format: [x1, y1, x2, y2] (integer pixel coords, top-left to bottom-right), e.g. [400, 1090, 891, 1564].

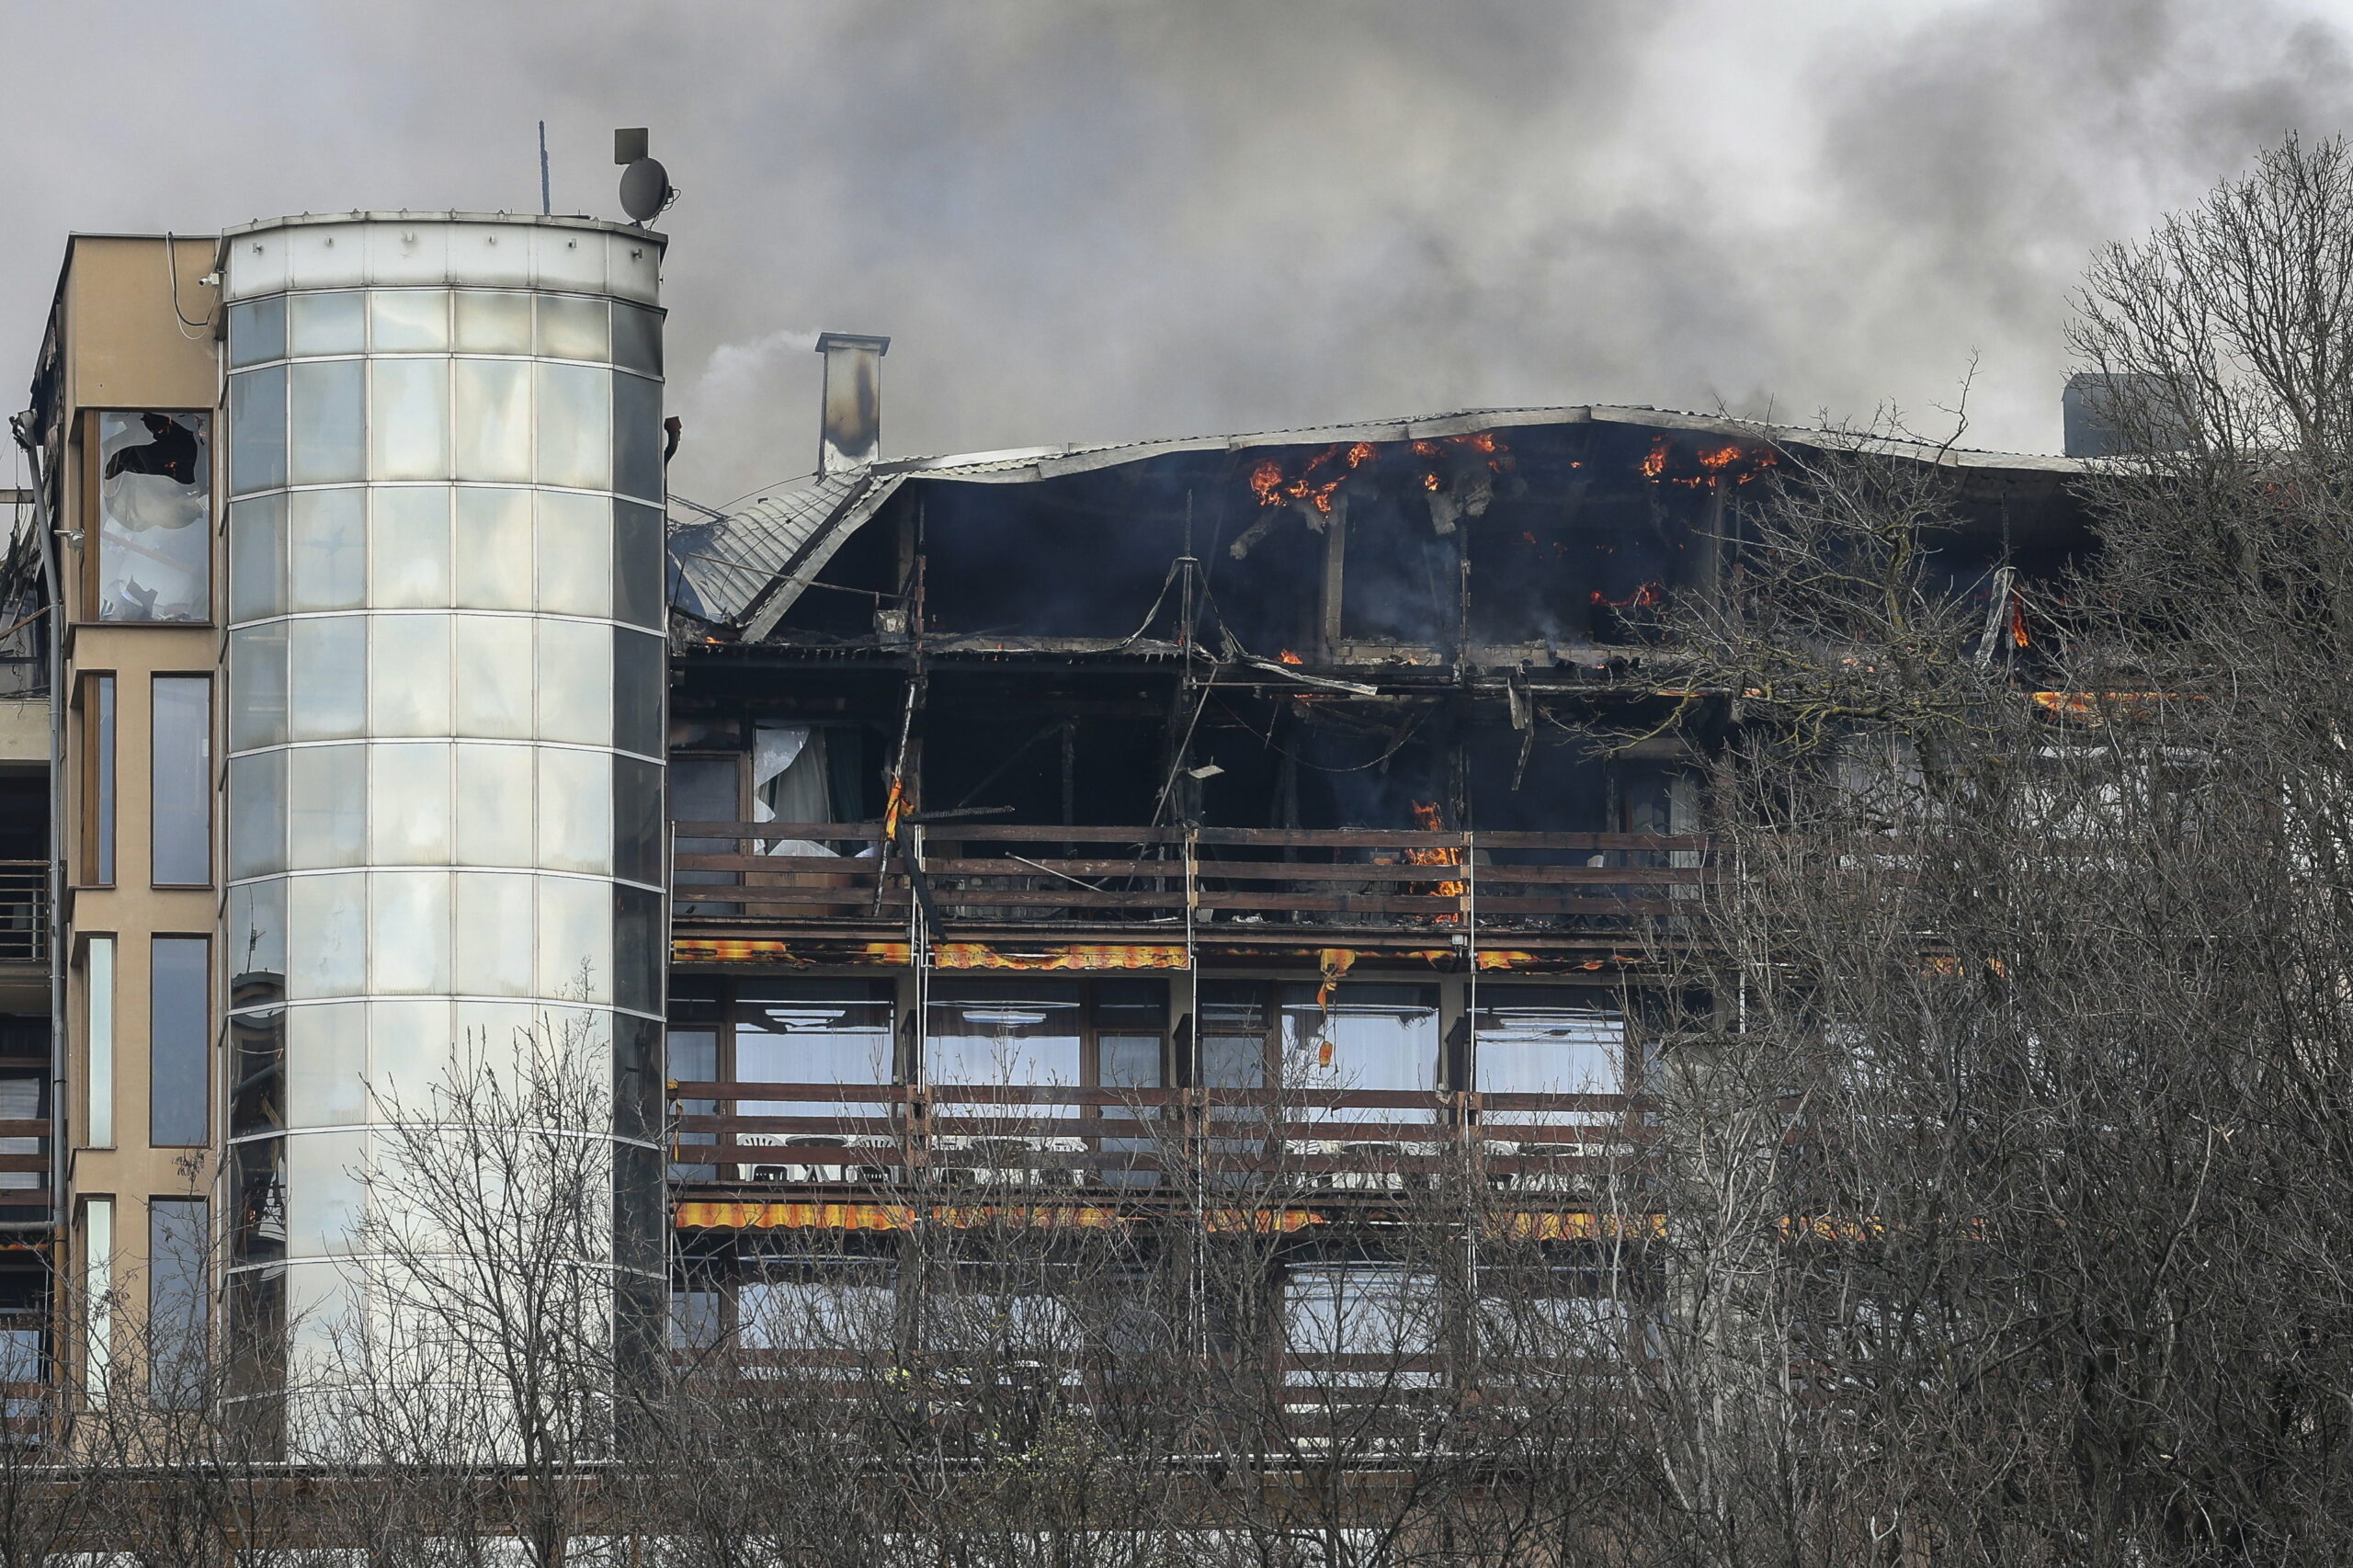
[815, 331, 891, 477]
[2063, 371, 2180, 458]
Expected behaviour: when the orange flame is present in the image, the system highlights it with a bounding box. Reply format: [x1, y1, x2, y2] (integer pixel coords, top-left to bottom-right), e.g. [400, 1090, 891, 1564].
[1249, 433, 1515, 514]
[1405, 801, 1467, 920]
[2009, 590, 2030, 648]
[1640, 439, 1779, 485]
[1277, 648, 1304, 665]
[1246, 459, 1285, 505]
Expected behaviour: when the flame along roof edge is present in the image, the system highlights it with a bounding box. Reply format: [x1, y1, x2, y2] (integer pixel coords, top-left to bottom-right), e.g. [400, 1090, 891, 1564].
[866, 403, 2097, 484]
[675, 403, 2096, 634]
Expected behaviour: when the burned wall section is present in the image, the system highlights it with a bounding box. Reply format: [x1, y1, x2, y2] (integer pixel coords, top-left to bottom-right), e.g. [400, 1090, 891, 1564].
[670, 413, 2097, 907]
[918, 673, 1169, 829]
[923, 469, 1196, 641]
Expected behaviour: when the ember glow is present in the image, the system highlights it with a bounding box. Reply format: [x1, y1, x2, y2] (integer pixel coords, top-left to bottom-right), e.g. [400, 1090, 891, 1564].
[1591, 583, 1665, 608]
[1278, 648, 1304, 665]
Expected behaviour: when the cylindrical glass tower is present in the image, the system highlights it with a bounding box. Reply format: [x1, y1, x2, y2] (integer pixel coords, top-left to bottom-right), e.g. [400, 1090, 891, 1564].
[216, 215, 666, 1450]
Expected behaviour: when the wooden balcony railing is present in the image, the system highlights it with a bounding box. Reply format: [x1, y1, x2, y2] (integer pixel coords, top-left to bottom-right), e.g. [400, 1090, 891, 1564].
[672, 1082, 1643, 1193]
[674, 823, 1710, 930]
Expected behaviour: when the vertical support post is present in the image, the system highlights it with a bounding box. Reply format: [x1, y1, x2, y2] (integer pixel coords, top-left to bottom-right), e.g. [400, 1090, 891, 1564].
[539, 121, 552, 216]
[1320, 515, 1347, 660]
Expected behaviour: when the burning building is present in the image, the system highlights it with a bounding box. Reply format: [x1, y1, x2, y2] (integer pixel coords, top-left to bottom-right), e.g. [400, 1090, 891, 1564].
[0, 205, 2096, 1452]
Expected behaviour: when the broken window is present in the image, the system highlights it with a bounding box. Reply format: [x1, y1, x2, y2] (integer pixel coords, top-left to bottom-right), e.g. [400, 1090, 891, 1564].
[751, 722, 868, 846]
[91, 411, 210, 622]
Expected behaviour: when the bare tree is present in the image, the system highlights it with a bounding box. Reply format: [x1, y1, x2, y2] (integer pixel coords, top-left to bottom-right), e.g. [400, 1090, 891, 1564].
[1610, 132, 2353, 1568]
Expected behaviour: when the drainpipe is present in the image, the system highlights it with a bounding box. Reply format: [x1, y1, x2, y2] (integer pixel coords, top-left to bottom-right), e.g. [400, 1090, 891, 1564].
[6, 414, 64, 1241]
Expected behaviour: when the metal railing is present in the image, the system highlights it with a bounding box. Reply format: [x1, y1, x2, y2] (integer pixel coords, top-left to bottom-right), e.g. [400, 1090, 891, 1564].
[0, 864, 48, 965]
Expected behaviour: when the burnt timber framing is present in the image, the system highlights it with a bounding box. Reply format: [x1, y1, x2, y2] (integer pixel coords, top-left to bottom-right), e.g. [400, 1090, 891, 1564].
[660, 404, 2094, 1269]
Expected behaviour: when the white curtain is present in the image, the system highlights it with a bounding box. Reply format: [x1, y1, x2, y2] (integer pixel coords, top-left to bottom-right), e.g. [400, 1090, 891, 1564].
[753, 723, 832, 857]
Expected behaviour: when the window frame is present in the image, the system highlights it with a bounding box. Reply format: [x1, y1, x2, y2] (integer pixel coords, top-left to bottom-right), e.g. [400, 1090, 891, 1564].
[149, 673, 213, 888]
[81, 935, 114, 1148]
[147, 935, 211, 1148]
[78, 673, 115, 888]
[146, 1197, 210, 1412]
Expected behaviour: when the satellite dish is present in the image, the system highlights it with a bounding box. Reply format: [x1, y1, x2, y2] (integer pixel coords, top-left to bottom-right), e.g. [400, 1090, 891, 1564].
[619, 157, 671, 224]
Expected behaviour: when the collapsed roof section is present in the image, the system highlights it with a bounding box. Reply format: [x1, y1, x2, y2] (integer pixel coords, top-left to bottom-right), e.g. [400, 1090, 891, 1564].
[666, 403, 2095, 648]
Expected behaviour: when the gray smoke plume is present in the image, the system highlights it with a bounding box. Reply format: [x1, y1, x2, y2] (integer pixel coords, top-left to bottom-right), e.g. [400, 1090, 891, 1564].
[4, 0, 2347, 506]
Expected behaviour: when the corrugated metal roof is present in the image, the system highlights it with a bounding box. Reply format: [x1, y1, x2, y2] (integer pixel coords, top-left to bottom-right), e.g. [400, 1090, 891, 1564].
[668, 403, 2089, 635]
[667, 470, 874, 626]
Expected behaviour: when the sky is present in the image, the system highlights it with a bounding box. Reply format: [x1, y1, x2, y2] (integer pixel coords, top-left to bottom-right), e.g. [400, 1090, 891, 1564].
[5, 0, 2351, 510]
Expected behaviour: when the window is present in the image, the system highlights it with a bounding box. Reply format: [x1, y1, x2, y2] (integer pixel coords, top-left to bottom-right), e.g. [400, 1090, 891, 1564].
[741, 1258, 896, 1356]
[1279, 983, 1440, 1122]
[670, 756, 744, 915]
[926, 981, 1085, 1091]
[1282, 1263, 1440, 1385]
[148, 1199, 208, 1411]
[85, 937, 114, 1147]
[0, 1322, 40, 1387]
[81, 1198, 112, 1403]
[1476, 1266, 1639, 1365]
[725, 982, 895, 1183]
[82, 675, 114, 886]
[228, 367, 287, 495]
[1473, 988, 1630, 1106]
[670, 1289, 722, 1350]
[735, 981, 895, 1124]
[668, 1019, 718, 1182]
[1198, 982, 1274, 1169]
[88, 412, 210, 623]
[0, 1074, 41, 1199]
[150, 937, 209, 1146]
[1093, 982, 1165, 1187]
[920, 1278, 1080, 1363]
[151, 676, 211, 886]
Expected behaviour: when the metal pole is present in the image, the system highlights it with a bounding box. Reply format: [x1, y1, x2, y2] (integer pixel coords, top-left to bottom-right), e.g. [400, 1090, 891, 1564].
[539, 121, 552, 216]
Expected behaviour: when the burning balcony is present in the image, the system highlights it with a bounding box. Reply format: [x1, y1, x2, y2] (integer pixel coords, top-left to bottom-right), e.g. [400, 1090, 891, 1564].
[661, 397, 2094, 1237]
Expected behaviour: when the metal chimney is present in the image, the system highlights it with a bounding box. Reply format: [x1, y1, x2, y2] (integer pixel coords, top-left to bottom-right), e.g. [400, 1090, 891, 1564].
[2063, 371, 2179, 458]
[816, 331, 891, 476]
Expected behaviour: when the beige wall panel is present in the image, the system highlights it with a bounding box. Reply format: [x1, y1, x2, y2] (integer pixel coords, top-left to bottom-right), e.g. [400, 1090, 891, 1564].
[48, 236, 225, 1399]
[0, 699, 46, 765]
[59, 237, 220, 415]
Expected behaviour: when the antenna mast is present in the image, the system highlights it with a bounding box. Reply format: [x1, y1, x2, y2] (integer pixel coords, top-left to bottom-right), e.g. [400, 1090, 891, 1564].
[538, 120, 551, 216]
